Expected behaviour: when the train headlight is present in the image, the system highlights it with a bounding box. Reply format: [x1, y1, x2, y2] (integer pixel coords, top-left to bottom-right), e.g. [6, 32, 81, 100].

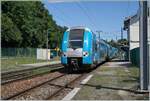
[62, 52, 67, 57]
[83, 51, 89, 57]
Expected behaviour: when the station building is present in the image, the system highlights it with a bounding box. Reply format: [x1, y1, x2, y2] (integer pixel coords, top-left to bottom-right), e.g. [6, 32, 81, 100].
[123, 12, 140, 66]
[124, 3, 150, 67]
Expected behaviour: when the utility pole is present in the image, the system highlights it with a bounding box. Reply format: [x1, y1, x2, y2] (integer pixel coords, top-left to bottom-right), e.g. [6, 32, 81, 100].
[47, 29, 50, 62]
[139, 1, 149, 91]
[56, 32, 59, 57]
[96, 30, 102, 40]
[116, 36, 118, 42]
[121, 27, 123, 40]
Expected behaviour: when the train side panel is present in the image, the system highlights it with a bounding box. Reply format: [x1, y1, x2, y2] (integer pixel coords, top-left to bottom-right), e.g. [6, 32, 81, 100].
[82, 30, 93, 64]
[61, 31, 69, 65]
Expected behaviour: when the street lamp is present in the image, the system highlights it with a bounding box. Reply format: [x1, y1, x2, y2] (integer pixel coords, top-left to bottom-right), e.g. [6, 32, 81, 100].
[56, 32, 59, 57]
[47, 29, 51, 62]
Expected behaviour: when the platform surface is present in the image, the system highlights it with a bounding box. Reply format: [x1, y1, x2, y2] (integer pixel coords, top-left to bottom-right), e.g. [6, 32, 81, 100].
[72, 60, 149, 100]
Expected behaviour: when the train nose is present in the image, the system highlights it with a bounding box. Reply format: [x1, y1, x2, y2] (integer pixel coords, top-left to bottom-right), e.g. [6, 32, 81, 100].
[67, 48, 83, 57]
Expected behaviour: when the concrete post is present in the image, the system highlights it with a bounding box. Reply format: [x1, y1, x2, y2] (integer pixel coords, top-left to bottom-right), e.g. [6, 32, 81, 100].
[139, 1, 148, 90]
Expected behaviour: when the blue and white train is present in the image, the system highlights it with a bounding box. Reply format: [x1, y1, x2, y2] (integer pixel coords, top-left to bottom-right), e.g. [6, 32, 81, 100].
[61, 26, 118, 70]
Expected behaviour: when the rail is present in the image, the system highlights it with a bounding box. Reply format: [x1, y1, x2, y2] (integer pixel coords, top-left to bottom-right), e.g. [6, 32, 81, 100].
[1, 63, 63, 85]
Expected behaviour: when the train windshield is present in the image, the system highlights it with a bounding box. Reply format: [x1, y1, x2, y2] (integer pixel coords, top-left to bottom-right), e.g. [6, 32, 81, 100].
[69, 29, 84, 49]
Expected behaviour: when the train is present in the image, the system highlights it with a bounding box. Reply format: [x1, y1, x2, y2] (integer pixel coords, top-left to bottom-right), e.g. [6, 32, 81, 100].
[61, 26, 118, 71]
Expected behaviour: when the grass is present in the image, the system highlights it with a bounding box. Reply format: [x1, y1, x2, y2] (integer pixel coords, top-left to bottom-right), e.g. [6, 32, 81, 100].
[1, 57, 60, 71]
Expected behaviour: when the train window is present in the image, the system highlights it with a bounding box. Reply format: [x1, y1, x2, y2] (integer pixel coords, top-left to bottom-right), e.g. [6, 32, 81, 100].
[69, 29, 84, 40]
[68, 29, 84, 49]
[69, 40, 83, 49]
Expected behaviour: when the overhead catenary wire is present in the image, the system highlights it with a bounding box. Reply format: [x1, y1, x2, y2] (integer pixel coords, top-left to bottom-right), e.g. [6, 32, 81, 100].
[75, 2, 97, 30]
[127, 0, 130, 16]
[78, 2, 99, 30]
[47, 4, 72, 27]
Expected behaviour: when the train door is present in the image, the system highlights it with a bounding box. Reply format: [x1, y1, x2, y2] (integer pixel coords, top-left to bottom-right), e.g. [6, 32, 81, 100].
[93, 34, 97, 64]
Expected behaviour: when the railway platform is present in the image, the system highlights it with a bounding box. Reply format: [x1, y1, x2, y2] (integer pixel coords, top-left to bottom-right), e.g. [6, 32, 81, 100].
[68, 59, 149, 100]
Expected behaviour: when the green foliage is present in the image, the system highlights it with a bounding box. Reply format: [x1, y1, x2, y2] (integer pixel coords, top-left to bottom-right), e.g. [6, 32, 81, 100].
[107, 39, 129, 48]
[1, 13, 22, 47]
[107, 39, 118, 48]
[1, 1, 67, 48]
[117, 39, 129, 46]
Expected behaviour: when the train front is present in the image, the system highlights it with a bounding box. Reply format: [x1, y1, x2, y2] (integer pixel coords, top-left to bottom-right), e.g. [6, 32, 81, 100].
[61, 27, 93, 69]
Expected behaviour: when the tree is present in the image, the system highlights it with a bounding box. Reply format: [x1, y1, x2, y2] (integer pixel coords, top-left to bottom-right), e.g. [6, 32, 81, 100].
[1, 13, 22, 47]
[117, 39, 129, 46]
[1, 1, 67, 48]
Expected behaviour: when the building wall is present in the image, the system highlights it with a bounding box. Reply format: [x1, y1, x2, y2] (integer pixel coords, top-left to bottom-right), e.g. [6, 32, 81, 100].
[129, 17, 140, 66]
[129, 21, 140, 50]
[37, 48, 50, 60]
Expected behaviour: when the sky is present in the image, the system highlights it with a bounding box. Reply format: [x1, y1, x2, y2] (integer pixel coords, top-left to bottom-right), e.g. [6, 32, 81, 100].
[42, 0, 139, 41]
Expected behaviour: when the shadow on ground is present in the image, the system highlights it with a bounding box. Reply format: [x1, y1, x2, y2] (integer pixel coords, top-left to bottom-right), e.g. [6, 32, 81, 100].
[58, 61, 106, 74]
[110, 59, 129, 62]
[81, 83, 148, 94]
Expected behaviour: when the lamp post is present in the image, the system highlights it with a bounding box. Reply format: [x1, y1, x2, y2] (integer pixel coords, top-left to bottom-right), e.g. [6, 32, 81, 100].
[56, 32, 59, 57]
[57, 33, 59, 57]
[121, 27, 123, 40]
[47, 29, 51, 62]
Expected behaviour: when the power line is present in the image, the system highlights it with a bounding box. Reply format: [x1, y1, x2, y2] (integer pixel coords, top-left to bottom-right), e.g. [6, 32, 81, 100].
[79, 2, 99, 30]
[127, 0, 130, 16]
[48, 4, 72, 27]
[75, 2, 97, 29]
[52, 14, 70, 26]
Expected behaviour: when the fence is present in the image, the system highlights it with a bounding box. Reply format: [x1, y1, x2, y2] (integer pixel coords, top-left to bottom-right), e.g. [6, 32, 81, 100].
[1, 48, 59, 59]
[1, 48, 59, 71]
[1, 48, 36, 59]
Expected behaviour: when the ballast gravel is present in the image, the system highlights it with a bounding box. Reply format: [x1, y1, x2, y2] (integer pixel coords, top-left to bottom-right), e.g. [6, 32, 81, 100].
[1, 72, 63, 99]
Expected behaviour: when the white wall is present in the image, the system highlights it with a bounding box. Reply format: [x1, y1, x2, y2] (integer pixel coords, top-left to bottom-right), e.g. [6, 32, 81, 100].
[37, 49, 50, 60]
[129, 20, 140, 50]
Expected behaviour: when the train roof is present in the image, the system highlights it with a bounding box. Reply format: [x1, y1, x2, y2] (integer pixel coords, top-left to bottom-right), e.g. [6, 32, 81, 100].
[67, 26, 91, 32]
[99, 39, 109, 44]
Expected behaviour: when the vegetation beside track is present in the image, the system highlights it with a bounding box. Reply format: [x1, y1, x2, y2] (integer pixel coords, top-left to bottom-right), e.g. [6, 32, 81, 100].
[1, 57, 61, 71]
[1, 57, 47, 71]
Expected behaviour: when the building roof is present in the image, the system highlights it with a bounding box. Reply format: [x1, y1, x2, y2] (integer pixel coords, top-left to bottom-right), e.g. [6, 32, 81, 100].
[123, 9, 140, 30]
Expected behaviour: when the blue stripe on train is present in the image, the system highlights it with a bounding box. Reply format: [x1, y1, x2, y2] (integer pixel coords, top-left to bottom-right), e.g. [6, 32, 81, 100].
[61, 31, 69, 64]
[83, 31, 93, 64]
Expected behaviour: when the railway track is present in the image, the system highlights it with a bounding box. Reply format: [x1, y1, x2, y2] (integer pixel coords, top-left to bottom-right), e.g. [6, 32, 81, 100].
[46, 74, 85, 100]
[2, 73, 65, 100]
[2, 63, 103, 100]
[1, 63, 64, 85]
[2, 71, 85, 100]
